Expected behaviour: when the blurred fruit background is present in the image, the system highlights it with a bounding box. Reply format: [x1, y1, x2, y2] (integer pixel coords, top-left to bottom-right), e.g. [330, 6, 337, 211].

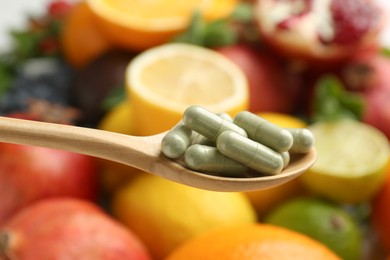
[0, 0, 389, 259]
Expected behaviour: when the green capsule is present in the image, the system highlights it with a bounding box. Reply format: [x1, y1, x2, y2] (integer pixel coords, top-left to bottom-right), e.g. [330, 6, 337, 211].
[184, 144, 247, 176]
[287, 128, 315, 153]
[234, 111, 293, 152]
[183, 105, 247, 142]
[281, 151, 290, 169]
[217, 131, 284, 175]
[192, 112, 233, 146]
[161, 121, 193, 159]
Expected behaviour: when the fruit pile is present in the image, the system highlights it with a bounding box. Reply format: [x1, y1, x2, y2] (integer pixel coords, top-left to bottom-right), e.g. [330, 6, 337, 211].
[0, 0, 389, 259]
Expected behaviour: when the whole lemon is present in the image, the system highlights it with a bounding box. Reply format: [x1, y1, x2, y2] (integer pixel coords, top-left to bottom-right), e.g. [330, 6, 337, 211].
[111, 173, 257, 259]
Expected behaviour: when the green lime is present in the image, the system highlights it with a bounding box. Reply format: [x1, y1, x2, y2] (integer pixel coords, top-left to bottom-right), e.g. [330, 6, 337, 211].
[301, 119, 390, 203]
[264, 197, 362, 260]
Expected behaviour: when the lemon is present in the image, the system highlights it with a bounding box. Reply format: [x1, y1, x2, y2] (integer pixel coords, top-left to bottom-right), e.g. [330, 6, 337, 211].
[111, 173, 257, 259]
[301, 119, 390, 203]
[264, 197, 362, 260]
[125, 43, 249, 135]
[98, 100, 133, 135]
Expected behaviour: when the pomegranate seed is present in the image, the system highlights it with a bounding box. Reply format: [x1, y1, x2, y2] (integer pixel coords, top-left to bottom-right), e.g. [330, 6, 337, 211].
[330, 0, 381, 45]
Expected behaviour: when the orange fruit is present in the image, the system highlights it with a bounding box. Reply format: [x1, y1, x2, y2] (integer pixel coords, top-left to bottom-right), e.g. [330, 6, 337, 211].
[60, 2, 112, 68]
[166, 224, 341, 260]
[244, 112, 307, 217]
[371, 163, 390, 251]
[86, 0, 238, 51]
[125, 43, 249, 136]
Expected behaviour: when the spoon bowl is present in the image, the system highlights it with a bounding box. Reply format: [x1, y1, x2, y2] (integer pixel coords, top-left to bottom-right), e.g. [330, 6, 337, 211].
[0, 116, 316, 192]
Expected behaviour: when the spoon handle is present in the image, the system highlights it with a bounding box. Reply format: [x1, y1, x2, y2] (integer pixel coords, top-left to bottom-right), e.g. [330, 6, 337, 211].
[0, 116, 160, 171]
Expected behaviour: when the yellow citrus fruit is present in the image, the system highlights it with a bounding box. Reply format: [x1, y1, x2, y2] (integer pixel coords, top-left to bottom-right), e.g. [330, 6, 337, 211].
[98, 100, 133, 135]
[244, 112, 307, 217]
[60, 2, 112, 68]
[111, 173, 257, 259]
[166, 224, 341, 260]
[301, 119, 390, 203]
[86, 0, 238, 51]
[125, 43, 249, 136]
[258, 112, 307, 129]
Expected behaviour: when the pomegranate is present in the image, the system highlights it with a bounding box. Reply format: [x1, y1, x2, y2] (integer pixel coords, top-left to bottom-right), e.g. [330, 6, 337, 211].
[254, 0, 384, 65]
[0, 141, 98, 225]
[0, 198, 151, 259]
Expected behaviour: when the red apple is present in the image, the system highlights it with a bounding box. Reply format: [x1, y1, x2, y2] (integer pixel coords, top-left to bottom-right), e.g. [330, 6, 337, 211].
[0, 198, 151, 259]
[340, 53, 390, 139]
[254, 0, 385, 66]
[216, 44, 302, 113]
[0, 141, 98, 225]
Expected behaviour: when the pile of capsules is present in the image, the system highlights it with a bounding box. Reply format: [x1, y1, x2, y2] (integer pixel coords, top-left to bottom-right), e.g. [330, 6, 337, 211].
[161, 105, 314, 177]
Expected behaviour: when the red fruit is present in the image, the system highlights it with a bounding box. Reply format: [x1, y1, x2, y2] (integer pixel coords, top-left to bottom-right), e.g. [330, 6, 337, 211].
[216, 44, 302, 113]
[0, 142, 98, 225]
[0, 198, 151, 259]
[371, 166, 390, 251]
[254, 0, 384, 65]
[48, 0, 73, 18]
[340, 54, 390, 139]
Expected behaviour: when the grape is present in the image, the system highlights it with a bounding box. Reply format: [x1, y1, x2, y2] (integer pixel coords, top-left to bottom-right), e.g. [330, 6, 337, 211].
[0, 58, 74, 114]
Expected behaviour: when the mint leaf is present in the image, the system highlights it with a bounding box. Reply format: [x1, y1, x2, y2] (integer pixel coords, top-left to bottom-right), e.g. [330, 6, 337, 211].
[312, 75, 365, 122]
[172, 9, 239, 48]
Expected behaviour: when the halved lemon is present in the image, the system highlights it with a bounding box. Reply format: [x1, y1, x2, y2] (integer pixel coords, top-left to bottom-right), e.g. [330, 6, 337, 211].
[301, 119, 390, 203]
[86, 0, 238, 50]
[126, 43, 249, 136]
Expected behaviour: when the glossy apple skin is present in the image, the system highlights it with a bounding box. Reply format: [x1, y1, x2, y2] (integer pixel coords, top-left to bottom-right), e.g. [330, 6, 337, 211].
[0, 198, 151, 259]
[359, 57, 390, 140]
[0, 143, 99, 225]
[216, 44, 302, 114]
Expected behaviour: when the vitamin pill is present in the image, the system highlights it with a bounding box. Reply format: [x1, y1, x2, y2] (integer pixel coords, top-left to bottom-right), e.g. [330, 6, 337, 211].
[287, 128, 315, 153]
[183, 105, 247, 142]
[281, 151, 290, 169]
[217, 131, 284, 175]
[161, 121, 193, 159]
[184, 144, 247, 176]
[192, 112, 233, 146]
[233, 111, 293, 152]
[217, 112, 232, 122]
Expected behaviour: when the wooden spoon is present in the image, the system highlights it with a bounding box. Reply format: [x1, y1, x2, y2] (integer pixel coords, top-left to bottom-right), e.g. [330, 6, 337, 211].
[0, 116, 316, 192]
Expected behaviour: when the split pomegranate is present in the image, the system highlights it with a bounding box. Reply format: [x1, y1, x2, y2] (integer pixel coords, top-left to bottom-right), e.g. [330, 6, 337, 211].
[254, 0, 385, 65]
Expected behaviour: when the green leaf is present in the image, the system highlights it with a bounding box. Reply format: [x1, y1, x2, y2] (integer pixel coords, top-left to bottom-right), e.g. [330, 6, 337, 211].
[312, 75, 365, 123]
[101, 85, 126, 111]
[172, 9, 239, 48]
[230, 2, 254, 22]
[203, 20, 237, 47]
[171, 10, 206, 46]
